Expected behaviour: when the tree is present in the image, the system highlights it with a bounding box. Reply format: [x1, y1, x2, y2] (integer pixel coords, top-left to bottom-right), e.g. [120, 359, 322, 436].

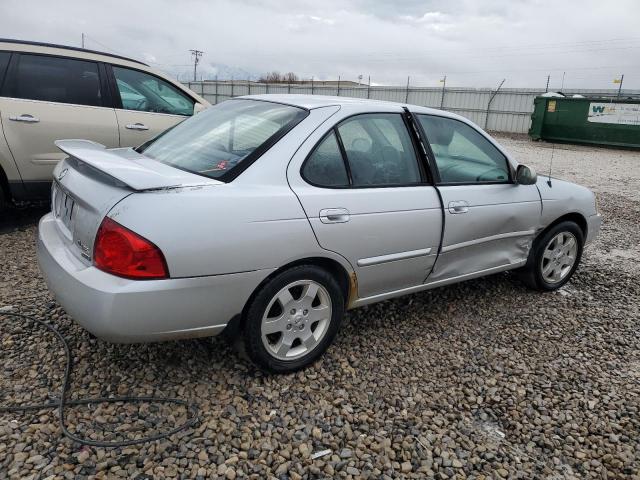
[259, 71, 300, 83]
[260, 71, 282, 83]
[283, 72, 299, 83]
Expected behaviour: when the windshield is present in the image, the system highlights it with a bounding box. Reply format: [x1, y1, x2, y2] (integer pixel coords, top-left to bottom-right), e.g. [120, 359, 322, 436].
[139, 99, 308, 180]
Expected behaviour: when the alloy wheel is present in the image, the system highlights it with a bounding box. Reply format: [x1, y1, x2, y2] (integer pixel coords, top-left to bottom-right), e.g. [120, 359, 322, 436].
[540, 231, 578, 284]
[260, 280, 332, 361]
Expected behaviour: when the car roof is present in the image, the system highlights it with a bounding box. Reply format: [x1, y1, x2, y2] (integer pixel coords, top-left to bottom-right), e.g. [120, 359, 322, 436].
[0, 38, 148, 66]
[0, 38, 209, 106]
[238, 94, 455, 117]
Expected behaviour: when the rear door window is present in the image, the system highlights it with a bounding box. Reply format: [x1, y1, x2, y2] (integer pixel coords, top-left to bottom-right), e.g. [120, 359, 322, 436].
[6, 54, 103, 107]
[302, 131, 349, 187]
[336, 114, 422, 186]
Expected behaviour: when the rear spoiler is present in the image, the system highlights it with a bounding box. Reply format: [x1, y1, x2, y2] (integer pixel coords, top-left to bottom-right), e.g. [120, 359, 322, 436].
[55, 139, 222, 191]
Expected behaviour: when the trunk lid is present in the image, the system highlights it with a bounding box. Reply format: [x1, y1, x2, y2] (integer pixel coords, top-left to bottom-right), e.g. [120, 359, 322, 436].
[51, 140, 221, 265]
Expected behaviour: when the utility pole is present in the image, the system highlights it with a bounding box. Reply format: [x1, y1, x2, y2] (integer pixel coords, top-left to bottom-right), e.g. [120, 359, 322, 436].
[545, 74, 550, 92]
[617, 74, 624, 97]
[81, 33, 85, 48]
[189, 49, 203, 82]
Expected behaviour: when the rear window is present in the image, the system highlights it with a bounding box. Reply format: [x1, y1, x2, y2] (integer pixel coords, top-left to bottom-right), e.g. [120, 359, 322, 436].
[139, 99, 307, 181]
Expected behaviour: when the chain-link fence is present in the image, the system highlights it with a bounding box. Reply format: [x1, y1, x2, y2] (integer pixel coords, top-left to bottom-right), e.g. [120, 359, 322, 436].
[185, 80, 639, 134]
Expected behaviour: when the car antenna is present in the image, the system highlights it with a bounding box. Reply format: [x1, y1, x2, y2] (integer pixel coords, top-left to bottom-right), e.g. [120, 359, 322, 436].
[547, 144, 554, 187]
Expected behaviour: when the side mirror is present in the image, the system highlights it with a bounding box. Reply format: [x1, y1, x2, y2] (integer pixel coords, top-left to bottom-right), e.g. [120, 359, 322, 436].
[193, 102, 208, 115]
[516, 164, 537, 185]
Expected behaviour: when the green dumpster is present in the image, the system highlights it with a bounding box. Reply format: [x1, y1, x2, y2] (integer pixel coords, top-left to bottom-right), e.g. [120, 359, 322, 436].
[529, 96, 640, 148]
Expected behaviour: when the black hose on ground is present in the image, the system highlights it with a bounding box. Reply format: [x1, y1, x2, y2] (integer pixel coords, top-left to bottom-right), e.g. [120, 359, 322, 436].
[0, 311, 199, 448]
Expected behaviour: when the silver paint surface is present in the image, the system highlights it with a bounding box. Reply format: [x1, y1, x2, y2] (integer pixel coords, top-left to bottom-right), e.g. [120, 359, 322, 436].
[37, 95, 601, 342]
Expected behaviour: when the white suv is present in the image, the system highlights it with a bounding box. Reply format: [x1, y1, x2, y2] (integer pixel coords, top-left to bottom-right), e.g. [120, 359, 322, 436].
[0, 39, 209, 209]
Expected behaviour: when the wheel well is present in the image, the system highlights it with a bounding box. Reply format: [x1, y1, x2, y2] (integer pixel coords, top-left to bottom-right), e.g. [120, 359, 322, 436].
[540, 213, 588, 242]
[225, 257, 354, 340]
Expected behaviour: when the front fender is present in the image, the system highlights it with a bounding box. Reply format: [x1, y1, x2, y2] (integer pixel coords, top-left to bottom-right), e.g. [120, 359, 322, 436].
[536, 176, 598, 237]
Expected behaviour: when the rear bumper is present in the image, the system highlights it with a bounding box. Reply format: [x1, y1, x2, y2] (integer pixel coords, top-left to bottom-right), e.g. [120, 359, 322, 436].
[37, 213, 272, 343]
[586, 213, 602, 245]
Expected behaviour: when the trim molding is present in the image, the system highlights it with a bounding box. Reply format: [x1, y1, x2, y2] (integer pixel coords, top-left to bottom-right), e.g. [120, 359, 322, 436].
[351, 260, 526, 308]
[357, 247, 432, 267]
[441, 230, 535, 253]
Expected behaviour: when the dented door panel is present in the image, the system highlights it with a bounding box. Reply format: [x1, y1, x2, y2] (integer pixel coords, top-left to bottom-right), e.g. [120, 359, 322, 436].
[427, 183, 542, 283]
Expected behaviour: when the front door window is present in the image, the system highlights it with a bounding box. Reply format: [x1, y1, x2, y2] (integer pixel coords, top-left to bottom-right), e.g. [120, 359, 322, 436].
[112, 66, 195, 116]
[417, 115, 510, 184]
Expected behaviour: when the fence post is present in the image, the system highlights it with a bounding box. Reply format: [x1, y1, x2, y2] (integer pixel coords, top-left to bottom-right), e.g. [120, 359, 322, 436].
[405, 76, 410, 103]
[231, 78, 234, 98]
[484, 79, 506, 130]
[367, 76, 371, 99]
[215, 76, 218, 104]
[248, 78, 251, 95]
[337, 76, 341, 96]
[439, 75, 447, 109]
[311, 76, 314, 95]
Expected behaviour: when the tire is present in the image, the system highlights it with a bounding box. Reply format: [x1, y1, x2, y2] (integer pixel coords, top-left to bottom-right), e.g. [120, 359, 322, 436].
[519, 221, 584, 291]
[242, 265, 344, 373]
[0, 184, 8, 213]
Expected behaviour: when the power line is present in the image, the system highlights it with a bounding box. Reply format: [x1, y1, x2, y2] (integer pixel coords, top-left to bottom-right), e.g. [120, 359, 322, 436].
[81, 34, 132, 59]
[233, 37, 640, 61]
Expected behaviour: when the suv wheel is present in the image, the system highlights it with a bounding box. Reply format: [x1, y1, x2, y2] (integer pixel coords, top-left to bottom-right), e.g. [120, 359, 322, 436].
[242, 265, 344, 373]
[0, 184, 9, 213]
[519, 221, 584, 291]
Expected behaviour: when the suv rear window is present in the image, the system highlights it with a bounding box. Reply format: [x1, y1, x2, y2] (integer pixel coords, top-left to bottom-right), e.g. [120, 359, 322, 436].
[7, 54, 102, 107]
[139, 99, 308, 181]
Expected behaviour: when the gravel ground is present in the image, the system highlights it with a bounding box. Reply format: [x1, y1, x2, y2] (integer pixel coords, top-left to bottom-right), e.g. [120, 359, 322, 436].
[1, 137, 639, 479]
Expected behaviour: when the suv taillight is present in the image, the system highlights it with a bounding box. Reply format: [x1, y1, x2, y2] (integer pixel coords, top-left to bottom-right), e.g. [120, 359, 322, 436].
[94, 217, 168, 279]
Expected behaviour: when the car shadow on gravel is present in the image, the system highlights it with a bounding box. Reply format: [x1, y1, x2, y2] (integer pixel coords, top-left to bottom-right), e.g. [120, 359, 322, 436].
[0, 205, 49, 235]
[75, 270, 551, 385]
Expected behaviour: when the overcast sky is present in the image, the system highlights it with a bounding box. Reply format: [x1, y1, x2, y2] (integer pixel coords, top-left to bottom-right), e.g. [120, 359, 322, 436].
[1, 0, 639, 89]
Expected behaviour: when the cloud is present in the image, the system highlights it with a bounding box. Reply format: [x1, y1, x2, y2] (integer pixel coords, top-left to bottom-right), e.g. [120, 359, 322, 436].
[0, 0, 638, 89]
[287, 13, 337, 32]
[396, 11, 455, 31]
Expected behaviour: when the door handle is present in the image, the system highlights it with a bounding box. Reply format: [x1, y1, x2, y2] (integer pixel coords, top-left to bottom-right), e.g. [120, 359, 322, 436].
[319, 208, 350, 224]
[9, 114, 39, 123]
[125, 123, 149, 131]
[448, 200, 469, 214]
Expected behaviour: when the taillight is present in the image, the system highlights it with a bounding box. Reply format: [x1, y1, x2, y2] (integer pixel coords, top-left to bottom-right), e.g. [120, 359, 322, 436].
[94, 217, 168, 279]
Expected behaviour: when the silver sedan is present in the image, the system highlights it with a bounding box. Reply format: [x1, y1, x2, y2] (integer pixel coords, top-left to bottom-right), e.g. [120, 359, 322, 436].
[37, 95, 602, 372]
